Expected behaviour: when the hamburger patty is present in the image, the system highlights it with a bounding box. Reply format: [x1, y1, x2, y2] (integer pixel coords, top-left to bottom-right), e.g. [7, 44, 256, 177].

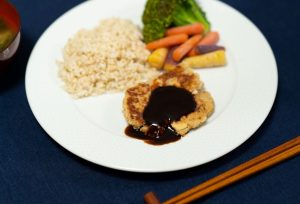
[123, 67, 214, 136]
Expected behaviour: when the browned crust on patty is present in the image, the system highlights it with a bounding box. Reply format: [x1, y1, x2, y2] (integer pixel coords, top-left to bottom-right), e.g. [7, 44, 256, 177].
[123, 83, 150, 127]
[123, 67, 214, 135]
[151, 67, 203, 93]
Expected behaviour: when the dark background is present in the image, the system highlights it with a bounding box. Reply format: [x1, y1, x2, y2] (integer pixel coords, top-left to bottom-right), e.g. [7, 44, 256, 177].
[1, 0, 300, 203]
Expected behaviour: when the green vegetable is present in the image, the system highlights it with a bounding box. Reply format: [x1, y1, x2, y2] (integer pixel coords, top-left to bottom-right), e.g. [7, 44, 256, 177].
[173, 0, 210, 32]
[142, 0, 176, 43]
[142, 20, 165, 45]
[142, 0, 211, 43]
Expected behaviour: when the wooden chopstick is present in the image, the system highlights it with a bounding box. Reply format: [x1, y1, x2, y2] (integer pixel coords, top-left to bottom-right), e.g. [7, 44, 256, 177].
[144, 136, 300, 204]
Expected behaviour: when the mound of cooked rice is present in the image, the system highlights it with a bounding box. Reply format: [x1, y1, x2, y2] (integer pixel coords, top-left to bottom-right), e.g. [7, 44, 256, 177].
[58, 18, 159, 98]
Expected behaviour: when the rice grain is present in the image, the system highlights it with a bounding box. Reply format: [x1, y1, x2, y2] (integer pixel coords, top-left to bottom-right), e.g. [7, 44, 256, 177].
[58, 18, 159, 98]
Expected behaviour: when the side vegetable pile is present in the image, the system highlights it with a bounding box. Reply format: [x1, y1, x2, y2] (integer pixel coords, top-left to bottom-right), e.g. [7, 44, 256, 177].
[142, 0, 227, 70]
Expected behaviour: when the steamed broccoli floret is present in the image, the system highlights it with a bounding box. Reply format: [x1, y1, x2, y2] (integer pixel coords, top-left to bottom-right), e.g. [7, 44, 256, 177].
[142, 21, 165, 44]
[173, 0, 210, 32]
[142, 0, 176, 43]
[142, 0, 211, 43]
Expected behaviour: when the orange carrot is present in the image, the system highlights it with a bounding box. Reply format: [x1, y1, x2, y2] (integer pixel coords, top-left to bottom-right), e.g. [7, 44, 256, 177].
[172, 34, 202, 62]
[166, 23, 204, 36]
[187, 31, 220, 56]
[187, 48, 198, 57]
[199, 31, 219, 45]
[146, 34, 189, 50]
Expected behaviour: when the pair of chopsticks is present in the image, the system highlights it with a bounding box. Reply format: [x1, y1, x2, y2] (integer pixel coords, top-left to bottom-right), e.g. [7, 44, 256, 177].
[144, 135, 300, 204]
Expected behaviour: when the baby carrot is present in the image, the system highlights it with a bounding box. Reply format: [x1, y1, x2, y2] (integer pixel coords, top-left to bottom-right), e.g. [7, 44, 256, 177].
[187, 48, 198, 57]
[187, 31, 220, 56]
[166, 23, 204, 36]
[199, 31, 219, 45]
[146, 34, 189, 50]
[172, 34, 202, 62]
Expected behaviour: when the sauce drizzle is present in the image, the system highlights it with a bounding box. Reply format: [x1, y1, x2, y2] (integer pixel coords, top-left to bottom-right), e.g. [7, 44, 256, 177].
[125, 86, 196, 145]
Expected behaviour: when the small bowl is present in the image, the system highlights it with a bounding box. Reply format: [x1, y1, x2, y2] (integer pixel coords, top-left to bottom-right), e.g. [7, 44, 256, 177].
[0, 0, 21, 72]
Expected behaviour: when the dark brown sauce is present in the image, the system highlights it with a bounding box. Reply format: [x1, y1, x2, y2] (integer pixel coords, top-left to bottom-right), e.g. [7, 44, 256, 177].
[125, 86, 196, 145]
[125, 125, 181, 145]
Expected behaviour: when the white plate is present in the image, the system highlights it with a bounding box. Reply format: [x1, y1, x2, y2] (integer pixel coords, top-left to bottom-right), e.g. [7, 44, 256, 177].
[25, 0, 277, 172]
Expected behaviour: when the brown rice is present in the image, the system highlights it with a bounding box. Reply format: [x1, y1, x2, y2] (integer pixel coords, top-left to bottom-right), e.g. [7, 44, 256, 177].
[58, 18, 159, 98]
